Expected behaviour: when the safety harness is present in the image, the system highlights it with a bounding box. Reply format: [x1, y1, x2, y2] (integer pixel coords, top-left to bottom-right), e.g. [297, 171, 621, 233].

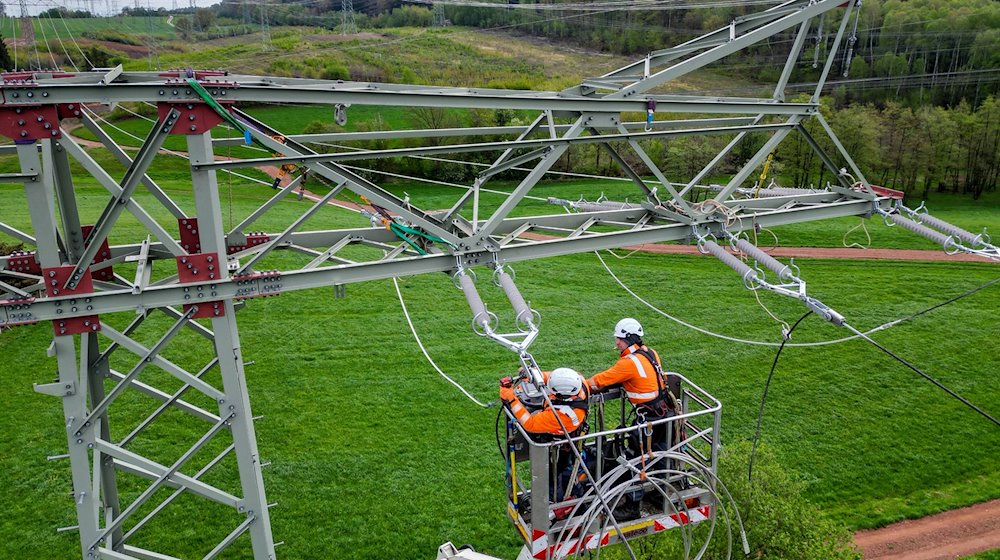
[629, 345, 681, 419]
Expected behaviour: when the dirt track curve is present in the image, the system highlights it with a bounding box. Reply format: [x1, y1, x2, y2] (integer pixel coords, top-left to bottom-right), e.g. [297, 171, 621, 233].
[856, 500, 1000, 559]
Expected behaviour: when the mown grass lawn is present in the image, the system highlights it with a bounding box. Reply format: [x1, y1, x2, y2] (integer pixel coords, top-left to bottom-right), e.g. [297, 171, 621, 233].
[0, 149, 998, 559]
[1, 249, 998, 559]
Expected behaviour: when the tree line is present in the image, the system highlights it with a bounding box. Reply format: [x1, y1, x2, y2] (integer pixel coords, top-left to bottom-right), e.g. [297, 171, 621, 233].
[445, 0, 999, 109]
[304, 96, 998, 202]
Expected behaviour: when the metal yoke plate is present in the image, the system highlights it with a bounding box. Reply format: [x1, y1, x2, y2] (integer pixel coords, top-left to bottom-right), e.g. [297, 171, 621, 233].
[0, 105, 61, 141]
[6, 250, 41, 275]
[227, 232, 270, 255]
[179, 217, 202, 254]
[158, 101, 230, 136]
[234, 271, 282, 300]
[42, 266, 100, 336]
[176, 252, 226, 319]
[81, 225, 114, 281]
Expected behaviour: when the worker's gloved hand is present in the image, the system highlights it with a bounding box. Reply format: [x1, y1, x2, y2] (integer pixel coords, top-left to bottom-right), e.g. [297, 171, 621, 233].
[499, 383, 515, 404]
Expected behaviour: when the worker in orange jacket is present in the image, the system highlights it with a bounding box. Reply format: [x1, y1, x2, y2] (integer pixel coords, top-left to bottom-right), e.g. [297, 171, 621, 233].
[587, 318, 679, 520]
[587, 318, 672, 414]
[500, 368, 589, 436]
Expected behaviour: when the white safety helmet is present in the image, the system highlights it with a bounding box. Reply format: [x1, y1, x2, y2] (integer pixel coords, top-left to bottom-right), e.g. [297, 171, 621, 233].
[613, 317, 644, 339]
[548, 368, 583, 398]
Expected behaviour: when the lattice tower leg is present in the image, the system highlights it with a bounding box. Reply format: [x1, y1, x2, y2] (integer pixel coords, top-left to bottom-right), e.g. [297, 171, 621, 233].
[19, 140, 108, 556]
[187, 132, 276, 558]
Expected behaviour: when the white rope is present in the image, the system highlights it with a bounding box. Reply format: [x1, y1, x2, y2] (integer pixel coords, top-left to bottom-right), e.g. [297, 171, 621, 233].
[44, 12, 78, 72]
[393, 277, 492, 408]
[843, 217, 872, 249]
[57, 9, 93, 69]
[596, 250, 903, 348]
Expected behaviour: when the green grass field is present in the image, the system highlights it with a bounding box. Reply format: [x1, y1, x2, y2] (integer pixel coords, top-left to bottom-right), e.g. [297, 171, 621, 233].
[0, 16, 176, 41]
[0, 17, 998, 558]
[0, 150, 999, 558]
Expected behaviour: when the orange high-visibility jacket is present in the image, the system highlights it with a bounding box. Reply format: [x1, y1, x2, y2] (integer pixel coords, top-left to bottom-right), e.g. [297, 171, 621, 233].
[508, 372, 588, 436]
[587, 344, 662, 404]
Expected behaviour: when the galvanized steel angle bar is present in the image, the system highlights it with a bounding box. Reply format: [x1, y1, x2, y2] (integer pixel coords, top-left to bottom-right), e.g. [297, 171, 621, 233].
[88, 414, 235, 550]
[305, 236, 357, 269]
[0, 221, 36, 246]
[795, 122, 858, 190]
[99, 323, 225, 401]
[774, 19, 814, 102]
[57, 133, 185, 256]
[811, 0, 857, 102]
[202, 514, 256, 560]
[813, 111, 872, 189]
[612, 122, 691, 213]
[79, 307, 197, 432]
[0, 278, 31, 299]
[108, 452, 239, 509]
[121, 443, 236, 544]
[678, 115, 766, 199]
[586, 128, 655, 200]
[114, 545, 184, 560]
[607, 0, 846, 98]
[104, 369, 219, 424]
[80, 114, 186, 219]
[127, 237, 153, 295]
[211, 117, 759, 147]
[1, 198, 893, 328]
[712, 116, 804, 204]
[48, 142, 87, 263]
[241, 124, 461, 248]
[476, 147, 550, 182]
[200, 122, 801, 173]
[96, 547, 144, 560]
[236, 180, 348, 275]
[65, 109, 180, 290]
[17, 142, 61, 259]
[226, 173, 305, 239]
[116, 355, 220, 449]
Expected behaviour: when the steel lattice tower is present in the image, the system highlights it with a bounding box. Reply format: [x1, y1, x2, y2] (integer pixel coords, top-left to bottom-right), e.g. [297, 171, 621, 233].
[341, 0, 357, 35]
[260, 0, 271, 51]
[433, 2, 446, 27]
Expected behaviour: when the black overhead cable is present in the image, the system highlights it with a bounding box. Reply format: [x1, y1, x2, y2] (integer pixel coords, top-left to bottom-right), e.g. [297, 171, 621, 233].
[846, 324, 1000, 428]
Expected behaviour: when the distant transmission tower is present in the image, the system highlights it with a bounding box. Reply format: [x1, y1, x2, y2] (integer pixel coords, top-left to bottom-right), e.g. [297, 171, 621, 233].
[260, 0, 271, 51]
[18, 0, 27, 18]
[341, 0, 357, 35]
[433, 2, 446, 27]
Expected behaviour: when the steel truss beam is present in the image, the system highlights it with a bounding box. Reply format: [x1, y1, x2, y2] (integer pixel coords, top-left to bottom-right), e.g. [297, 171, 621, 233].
[0, 1, 878, 558]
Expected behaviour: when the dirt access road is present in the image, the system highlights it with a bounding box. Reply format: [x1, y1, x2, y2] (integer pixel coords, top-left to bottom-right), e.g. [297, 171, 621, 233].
[856, 499, 1000, 559]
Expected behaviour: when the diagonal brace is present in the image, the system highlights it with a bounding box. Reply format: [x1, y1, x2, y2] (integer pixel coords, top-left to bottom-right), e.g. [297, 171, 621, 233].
[100, 324, 225, 401]
[88, 414, 235, 550]
[119, 357, 219, 447]
[237, 180, 348, 274]
[121, 443, 235, 543]
[64, 109, 180, 290]
[79, 306, 196, 430]
[81, 113, 186, 219]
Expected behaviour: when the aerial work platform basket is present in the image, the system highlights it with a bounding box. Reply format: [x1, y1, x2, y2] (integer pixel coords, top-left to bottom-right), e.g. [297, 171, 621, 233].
[503, 372, 722, 560]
